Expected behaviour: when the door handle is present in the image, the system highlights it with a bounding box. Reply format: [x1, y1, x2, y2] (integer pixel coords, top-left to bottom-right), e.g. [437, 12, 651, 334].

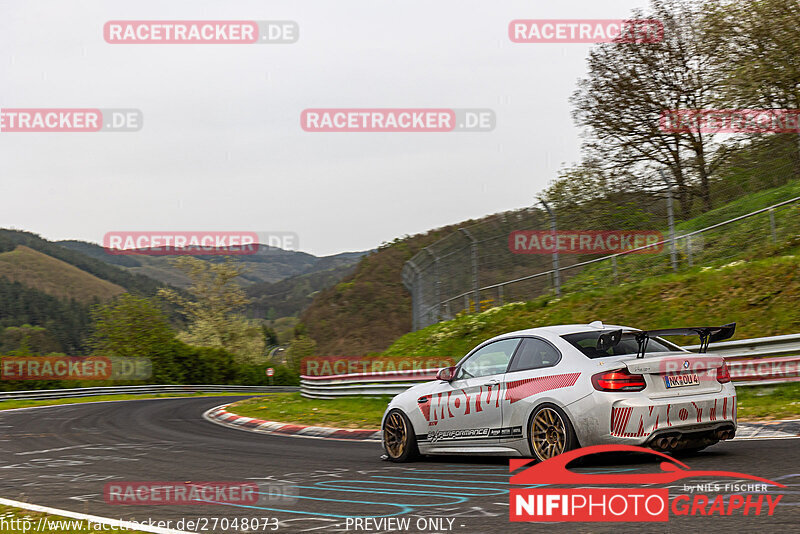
[482, 379, 500, 387]
[417, 397, 429, 404]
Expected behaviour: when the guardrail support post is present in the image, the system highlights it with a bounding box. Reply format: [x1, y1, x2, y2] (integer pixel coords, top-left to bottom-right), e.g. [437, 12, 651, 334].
[769, 208, 777, 243]
[686, 235, 693, 267]
[612, 255, 618, 284]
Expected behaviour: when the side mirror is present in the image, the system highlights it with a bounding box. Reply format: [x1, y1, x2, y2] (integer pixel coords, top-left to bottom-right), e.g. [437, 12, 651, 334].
[436, 366, 457, 382]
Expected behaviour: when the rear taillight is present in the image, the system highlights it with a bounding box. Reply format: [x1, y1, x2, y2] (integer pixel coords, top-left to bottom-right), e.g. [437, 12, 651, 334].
[716, 361, 731, 384]
[592, 369, 646, 392]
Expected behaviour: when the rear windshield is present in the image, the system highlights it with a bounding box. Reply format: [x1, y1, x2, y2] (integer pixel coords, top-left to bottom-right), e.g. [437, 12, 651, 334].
[561, 331, 681, 359]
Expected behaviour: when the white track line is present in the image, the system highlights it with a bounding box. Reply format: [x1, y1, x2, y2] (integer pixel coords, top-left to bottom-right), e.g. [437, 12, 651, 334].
[0, 497, 196, 534]
[0, 395, 248, 414]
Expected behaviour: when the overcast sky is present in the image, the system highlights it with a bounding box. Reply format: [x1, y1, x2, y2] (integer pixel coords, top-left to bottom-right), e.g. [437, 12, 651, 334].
[0, 0, 652, 256]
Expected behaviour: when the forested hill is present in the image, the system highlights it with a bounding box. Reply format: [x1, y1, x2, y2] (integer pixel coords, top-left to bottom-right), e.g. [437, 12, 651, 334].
[0, 230, 178, 355]
[57, 240, 366, 288]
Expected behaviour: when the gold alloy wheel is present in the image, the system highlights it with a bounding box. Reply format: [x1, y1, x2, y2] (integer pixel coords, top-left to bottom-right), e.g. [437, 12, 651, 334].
[384, 411, 407, 459]
[531, 407, 567, 460]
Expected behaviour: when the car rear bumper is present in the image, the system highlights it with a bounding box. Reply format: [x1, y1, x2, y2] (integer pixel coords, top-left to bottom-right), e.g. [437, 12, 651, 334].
[568, 385, 737, 447]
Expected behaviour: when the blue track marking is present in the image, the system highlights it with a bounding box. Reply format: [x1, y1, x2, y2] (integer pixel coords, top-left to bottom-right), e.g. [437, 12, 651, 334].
[199, 465, 639, 518]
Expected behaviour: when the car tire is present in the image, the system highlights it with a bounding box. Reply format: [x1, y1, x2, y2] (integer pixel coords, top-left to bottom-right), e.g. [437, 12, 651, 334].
[527, 403, 578, 462]
[383, 409, 420, 463]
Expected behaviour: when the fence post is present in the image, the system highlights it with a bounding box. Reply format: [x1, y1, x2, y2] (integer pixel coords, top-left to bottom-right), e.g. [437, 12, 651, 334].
[769, 208, 777, 243]
[425, 247, 441, 320]
[539, 200, 561, 297]
[660, 169, 678, 272]
[406, 260, 421, 331]
[459, 228, 479, 311]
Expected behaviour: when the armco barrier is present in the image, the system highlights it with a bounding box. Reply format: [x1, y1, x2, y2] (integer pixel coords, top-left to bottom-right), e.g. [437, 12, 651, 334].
[301, 333, 800, 398]
[0, 384, 298, 402]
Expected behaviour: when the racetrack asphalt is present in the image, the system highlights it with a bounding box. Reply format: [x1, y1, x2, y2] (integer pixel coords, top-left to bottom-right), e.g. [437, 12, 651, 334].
[0, 396, 797, 533]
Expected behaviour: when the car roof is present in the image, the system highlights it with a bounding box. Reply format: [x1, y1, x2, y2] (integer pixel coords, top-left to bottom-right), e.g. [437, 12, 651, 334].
[487, 322, 640, 341]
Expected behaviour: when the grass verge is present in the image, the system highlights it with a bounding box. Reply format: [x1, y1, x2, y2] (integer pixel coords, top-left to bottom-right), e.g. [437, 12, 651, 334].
[736, 382, 800, 421]
[0, 391, 276, 412]
[228, 393, 391, 429]
[225, 385, 800, 430]
[0, 505, 149, 534]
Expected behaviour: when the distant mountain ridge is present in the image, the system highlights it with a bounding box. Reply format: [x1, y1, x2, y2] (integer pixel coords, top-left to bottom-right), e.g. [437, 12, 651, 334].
[57, 240, 367, 288]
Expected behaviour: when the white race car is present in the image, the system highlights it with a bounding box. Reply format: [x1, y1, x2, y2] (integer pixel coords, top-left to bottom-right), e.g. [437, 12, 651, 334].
[381, 322, 737, 462]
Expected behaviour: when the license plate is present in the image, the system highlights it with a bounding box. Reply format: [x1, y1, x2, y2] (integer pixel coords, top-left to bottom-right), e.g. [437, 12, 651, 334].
[665, 373, 700, 388]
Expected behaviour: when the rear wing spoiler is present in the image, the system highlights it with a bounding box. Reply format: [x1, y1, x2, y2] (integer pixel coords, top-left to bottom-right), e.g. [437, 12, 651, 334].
[597, 323, 736, 358]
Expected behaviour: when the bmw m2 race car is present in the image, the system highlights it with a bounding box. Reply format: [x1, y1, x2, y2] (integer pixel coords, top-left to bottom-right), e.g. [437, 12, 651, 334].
[382, 321, 737, 462]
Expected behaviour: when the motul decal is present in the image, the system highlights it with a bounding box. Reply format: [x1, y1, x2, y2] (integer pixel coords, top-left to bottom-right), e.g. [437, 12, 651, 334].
[610, 396, 736, 437]
[417, 373, 581, 422]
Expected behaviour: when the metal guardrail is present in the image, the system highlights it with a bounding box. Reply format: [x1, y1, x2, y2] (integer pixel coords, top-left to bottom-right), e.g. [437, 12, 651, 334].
[0, 384, 298, 401]
[300, 333, 800, 398]
[301, 369, 439, 399]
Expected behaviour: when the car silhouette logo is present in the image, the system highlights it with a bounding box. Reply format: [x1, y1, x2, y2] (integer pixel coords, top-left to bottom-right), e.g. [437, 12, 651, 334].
[510, 445, 785, 487]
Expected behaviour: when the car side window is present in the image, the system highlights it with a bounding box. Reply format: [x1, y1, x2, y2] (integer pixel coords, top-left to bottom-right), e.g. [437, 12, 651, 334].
[507, 338, 561, 372]
[457, 338, 520, 379]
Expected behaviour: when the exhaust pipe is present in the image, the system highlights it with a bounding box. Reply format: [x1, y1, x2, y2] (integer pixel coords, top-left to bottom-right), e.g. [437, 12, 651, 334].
[655, 437, 670, 450]
[668, 436, 679, 449]
[715, 429, 734, 440]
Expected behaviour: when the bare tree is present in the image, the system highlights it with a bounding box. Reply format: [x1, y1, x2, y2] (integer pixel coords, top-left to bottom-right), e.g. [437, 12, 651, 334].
[704, 0, 800, 179]
[571, 0, 729, 217]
